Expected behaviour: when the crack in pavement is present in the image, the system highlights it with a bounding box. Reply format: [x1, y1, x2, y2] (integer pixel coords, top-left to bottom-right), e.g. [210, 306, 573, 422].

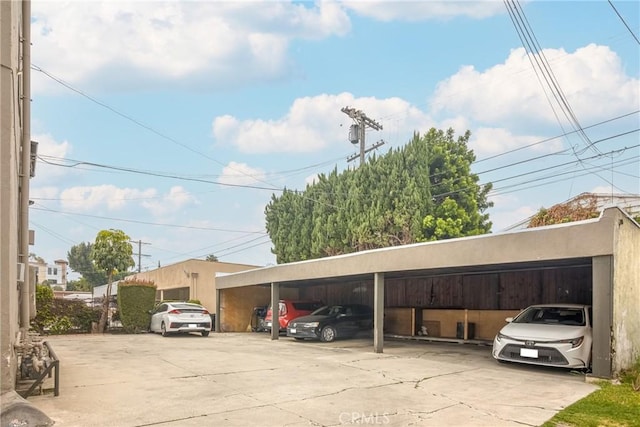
[413, 367, 479, 388]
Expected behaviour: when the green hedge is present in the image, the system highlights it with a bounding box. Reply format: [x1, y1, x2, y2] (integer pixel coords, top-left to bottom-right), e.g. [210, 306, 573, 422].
[32, 285, 101, 334]
[118, 280, 157, 333]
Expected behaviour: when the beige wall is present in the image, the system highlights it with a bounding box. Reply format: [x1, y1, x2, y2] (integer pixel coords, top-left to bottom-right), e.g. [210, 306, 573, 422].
[216, 214, 615, 290]
[219, 286, 271, 332]
[612, 211, 640, 374]
[0, 0, 22, 393]
[126, 259, 258, 314]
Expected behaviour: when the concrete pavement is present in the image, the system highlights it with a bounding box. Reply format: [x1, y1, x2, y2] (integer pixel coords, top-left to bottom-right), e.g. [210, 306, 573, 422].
[27, 333, 597, 426]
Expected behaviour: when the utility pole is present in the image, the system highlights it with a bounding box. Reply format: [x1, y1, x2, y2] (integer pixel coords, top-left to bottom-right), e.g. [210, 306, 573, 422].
[341, 106, 384, 167]
[130, 240, 151, 273]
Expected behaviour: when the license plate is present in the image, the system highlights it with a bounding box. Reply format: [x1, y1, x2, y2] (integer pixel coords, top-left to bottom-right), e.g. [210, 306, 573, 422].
[289, 328, 296, 334]
[188, 324, 197, 328]
[520, 348, 538, 358]
[266, 322, 271, 327]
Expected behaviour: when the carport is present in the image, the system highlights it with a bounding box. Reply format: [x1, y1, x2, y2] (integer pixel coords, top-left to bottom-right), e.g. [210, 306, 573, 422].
[215, 207, 640, 379]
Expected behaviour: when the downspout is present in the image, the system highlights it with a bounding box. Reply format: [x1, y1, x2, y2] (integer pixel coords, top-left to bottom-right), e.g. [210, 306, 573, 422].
[19, 0, 32, 329]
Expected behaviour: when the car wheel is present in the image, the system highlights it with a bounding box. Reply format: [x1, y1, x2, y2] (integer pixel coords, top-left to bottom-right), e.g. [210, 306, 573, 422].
[320, 325, 337, 342]
[201, 331, 210, 337]
[161, 322, 168, 337]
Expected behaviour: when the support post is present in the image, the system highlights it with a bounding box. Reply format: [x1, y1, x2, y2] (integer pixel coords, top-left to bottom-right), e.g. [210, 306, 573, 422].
[271, 282, 279, 340]
[215, 288, 221, 332]
[373, 272, 385, 353]
[592, 255, 613, 378]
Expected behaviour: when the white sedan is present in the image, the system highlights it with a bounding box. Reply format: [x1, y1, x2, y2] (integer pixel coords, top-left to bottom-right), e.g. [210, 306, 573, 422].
[149, 302, 212, 337]
[492, 304, 592, 370]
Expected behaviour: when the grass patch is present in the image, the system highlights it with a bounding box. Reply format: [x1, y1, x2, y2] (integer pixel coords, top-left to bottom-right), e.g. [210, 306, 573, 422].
[543, 360, 640, 427]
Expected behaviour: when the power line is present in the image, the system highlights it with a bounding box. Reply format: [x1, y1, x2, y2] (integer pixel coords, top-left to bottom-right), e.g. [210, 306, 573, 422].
[503, 0, 600, 157]
[608, 0, 640, 45]
[36, 155, 281, 192]
[31, 205, 266, 234]
[475, 110, 639, 164]
[31, 63, 319, 192]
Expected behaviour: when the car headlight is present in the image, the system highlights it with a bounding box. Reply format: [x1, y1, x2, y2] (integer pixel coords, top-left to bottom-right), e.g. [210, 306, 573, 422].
[495, 332, 512, 342]
[305, 322, 319, 328]
[553, 336, 584, 348]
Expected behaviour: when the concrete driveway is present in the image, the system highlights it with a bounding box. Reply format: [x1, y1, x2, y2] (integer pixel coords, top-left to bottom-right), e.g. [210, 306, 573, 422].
[28, 333, 597, 426]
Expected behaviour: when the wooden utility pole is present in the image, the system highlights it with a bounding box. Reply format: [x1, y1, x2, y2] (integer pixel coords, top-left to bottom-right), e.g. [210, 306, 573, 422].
[130, 239, 151, 273]
[341, 106, 384, 167]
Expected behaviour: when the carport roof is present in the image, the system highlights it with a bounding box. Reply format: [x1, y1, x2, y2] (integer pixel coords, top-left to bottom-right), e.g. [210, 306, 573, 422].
[215, 207, 634, 290]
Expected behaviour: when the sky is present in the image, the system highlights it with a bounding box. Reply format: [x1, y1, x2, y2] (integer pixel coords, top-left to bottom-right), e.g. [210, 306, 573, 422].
[28, 0, 640, 277]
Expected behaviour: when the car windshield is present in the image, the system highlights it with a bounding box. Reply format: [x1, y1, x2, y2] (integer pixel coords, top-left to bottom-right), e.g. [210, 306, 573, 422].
[310, 305, 345, 316]
[513, 306, 586, 326]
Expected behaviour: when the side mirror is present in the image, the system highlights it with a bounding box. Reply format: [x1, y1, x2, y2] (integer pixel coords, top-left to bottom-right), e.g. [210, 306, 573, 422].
[505, 317, 513, 323]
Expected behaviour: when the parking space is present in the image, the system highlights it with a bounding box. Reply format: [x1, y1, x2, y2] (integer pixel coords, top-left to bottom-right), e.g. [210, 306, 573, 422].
[28, 333, 597, 426]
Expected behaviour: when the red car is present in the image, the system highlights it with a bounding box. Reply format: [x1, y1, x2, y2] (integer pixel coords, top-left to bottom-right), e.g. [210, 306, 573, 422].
[264, 300, 324, 332]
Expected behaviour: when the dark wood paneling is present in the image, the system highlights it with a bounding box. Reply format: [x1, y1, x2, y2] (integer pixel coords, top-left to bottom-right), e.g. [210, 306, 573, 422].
[300, 281, 373, 306]
[463, 274, 498, 309]
[542, 266, 592, 305]
[299, 265, 592, 311]
[498, 270, 542, 310]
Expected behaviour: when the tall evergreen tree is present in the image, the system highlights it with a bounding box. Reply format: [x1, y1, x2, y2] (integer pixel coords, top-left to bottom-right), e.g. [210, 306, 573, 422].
[265, 127, 492, 263]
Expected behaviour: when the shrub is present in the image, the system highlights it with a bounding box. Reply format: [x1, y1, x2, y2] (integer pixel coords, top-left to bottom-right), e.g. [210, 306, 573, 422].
[32, 285, 101, 334]
[118, 279, 157, 333]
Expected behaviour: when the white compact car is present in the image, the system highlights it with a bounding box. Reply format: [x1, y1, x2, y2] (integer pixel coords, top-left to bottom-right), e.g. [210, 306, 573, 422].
[492, 304, 592, 370]
[149, 302, 212, 337]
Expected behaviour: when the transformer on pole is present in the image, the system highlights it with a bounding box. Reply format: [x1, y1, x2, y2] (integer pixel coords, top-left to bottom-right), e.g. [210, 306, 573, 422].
[341, 107, 384, 167]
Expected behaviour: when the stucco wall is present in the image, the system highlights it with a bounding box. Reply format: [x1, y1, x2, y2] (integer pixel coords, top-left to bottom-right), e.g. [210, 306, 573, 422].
[0, 0, 22, 393]
[216, 216, 614, 289]
[126, 259, 258, 314]
[612, 210, 640, 374]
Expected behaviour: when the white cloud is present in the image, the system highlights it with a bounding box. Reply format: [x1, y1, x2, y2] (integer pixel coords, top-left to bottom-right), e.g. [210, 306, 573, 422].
[471, 127, 561, 157]
[31, 1, 350, 93]
[60, 185, 158, 211]
[342, 0, 506, 21]
[212, 92, 433, 153]
[219, 162, 267, 187]
[30, 186, 59, 202]
[430, 44, 639, 129]
[31, 133, 72, 181]
[305, 173, 320, 186]
[487, 194, 538, 231]
[141, 186, 198, 217]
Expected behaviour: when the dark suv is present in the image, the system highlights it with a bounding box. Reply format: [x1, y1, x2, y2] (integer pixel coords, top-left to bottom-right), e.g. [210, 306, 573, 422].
[264, 300, 324, 332]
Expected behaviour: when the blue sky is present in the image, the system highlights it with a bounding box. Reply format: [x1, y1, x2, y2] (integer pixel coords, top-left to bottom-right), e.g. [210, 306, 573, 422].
[28, 0, 639, 275]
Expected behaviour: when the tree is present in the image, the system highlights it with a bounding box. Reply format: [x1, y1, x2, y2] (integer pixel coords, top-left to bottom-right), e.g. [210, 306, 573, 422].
[528, 194, 599, 227]
[29, 253, 45, 263]
[91, 229, 135, 332]
[265, 127, 493, 263]
[205, 254, 218, 262]
[68, 242, 108, 287]
[66, 277, 91, 292]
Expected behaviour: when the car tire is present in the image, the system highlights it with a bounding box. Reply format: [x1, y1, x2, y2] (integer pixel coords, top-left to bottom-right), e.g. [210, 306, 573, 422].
[161, 322, 168, 337]
[320, 325, 337, 342]
[201, 331, 210, 337]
